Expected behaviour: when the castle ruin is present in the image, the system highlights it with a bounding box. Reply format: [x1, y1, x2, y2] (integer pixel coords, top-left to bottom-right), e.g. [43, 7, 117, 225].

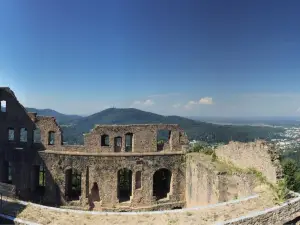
[0, 87, 285, 214]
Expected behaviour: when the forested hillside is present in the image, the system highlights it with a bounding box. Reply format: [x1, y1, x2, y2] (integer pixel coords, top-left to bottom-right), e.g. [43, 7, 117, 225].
[26, 107, 83, 124]
[38, 108, 283, 145]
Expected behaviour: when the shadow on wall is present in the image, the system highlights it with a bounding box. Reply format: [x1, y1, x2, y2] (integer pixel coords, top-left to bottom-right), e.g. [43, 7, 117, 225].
[283, 216, 300, 225]
[88, 182, 100, 210]
[0, 199, 27, 220]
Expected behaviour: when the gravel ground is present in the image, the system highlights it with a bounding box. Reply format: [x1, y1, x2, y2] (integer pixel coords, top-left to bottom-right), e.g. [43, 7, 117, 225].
[9, 185, 276, 225]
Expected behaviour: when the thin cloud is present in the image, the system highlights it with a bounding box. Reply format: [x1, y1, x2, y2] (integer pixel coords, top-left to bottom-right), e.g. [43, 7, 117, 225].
[184, 97, 214, 109]
[148, 93, 181, 98]
[199, 97, 213, 105]
[132, 99, 155, 107]
[172, 103, 181, 108]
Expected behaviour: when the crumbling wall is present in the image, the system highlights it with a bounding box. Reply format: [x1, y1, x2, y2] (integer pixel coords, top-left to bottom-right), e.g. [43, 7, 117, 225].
[0, 87, 188, 209]
[39, 151, 185, 210]
[34, 116, 62, 150]
[83, 124, 183, 153]
[185, 153, 256, 207]
[215, 140, 283, 184]
[0, 88, 36, 148]
[0, 88, 45, 199]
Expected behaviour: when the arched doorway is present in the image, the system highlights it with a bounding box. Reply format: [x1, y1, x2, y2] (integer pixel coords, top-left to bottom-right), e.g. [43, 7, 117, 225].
[91, 182, 100, 202]
[153, 168, 172, 200]
[117, 168, 132, 202]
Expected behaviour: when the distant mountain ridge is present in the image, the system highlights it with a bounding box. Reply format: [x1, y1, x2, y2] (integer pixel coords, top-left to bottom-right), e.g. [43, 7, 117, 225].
[25, 107, 284, 145]
[25, 107, 83, 124]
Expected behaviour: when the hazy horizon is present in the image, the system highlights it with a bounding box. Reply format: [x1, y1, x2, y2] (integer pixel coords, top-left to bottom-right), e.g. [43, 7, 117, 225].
[24, 104, 300, 121]
[1, 0, 300, 117]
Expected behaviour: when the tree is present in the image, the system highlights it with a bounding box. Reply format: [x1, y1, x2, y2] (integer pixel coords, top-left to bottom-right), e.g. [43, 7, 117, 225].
[282, 159, 299, 191]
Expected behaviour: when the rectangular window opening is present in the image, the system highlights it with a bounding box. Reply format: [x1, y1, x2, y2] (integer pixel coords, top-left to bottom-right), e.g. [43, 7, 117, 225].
[125, 133, 133, 152]
[157, 130, 171, 151]
[8, 161, 12, 184]
[20, 128, 28, 142]
[33, 129, 41, 143]
[1, 100, 6, 112]
[8, 128, 15, 141]
[48, 131, 55, 145]
[39, 165, 46, 187]
[101, 135, 109, 146]
[135, 171, 142, 189]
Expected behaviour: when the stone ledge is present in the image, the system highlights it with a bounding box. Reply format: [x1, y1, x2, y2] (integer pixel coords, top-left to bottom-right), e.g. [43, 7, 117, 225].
[0, 213, 40, 225]
[40, 150, 185, 156]
[12, 194, 258, 215]
[214, 191, 300, 225]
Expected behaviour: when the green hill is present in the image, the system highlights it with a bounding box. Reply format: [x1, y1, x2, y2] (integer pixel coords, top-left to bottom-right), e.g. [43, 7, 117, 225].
[59, 108, 284, 145]
[26, 107, 83, 124]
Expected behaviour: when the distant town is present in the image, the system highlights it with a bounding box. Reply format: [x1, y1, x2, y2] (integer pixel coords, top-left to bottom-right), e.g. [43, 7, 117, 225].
[271, 126, 300, 151]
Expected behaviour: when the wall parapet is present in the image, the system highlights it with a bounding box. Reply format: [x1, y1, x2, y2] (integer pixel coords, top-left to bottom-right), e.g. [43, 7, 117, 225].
[214, 192, 300, 225]
[41, 150, 184, 156]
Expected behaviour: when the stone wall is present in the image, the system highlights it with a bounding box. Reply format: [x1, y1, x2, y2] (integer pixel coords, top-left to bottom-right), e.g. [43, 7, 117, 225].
[186, 153, 257, 207]
[218, 192, 300, 225]
[83, 124, 187, 153]
[39, 151, 185, 210]
[0, 87, 189, 210]
[215, 140, 282, 184]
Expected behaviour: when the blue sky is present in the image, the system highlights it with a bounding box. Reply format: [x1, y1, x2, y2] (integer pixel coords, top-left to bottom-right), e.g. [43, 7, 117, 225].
[1, 0, 300, 117]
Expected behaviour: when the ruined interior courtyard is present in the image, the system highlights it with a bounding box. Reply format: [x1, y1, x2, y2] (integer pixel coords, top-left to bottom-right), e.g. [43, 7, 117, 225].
[2, 87, 300, 225]
[0, 87, 189, 211]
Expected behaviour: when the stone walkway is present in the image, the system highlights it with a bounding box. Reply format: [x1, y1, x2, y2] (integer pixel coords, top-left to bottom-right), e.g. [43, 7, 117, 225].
[0, 187, 276, 225]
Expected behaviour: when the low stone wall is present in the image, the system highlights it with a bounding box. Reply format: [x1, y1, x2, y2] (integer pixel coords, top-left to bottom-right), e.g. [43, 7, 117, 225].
[185, 153, 256, 207]
[215, 192, 300, 225]
[215, 140, 282, 184]
[0, 213, 40, 225]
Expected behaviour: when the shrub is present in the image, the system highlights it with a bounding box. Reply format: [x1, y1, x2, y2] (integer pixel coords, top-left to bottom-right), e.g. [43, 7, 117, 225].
[273, 179, 289, 204]
[281, 158, 300, 192]
[190, 142, 213, 155]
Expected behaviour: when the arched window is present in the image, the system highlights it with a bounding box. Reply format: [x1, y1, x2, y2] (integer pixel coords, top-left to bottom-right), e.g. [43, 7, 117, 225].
[117, 168, 132, 202]
[48, 131, 55, 145]
[20, 128, 28, 142]
[153, 168, 172, 200]
[101, 134, 109, 146]
[125, 133, 133, 152]
[33, 128, 41, 143]
[1, 100, 6, 112]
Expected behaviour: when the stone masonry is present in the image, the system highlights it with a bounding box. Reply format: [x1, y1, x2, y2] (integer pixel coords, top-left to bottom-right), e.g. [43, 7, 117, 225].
[0, 87, 284, 213]
[0, 87, 188, 211]
[215, 140, 283, 184]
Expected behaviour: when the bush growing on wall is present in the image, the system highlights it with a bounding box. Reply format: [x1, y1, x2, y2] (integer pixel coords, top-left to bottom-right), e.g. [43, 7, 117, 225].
[189, 142, 214, 155]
